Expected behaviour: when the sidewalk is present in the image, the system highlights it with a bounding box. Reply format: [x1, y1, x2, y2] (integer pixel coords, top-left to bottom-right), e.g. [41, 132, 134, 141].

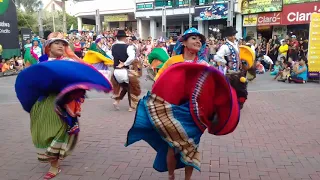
[0, 75, 320, 180]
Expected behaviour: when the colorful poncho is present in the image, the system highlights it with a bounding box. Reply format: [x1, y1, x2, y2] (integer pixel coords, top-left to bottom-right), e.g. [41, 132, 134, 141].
[148, 48, 170, 69]
[83, 43, 113, 67]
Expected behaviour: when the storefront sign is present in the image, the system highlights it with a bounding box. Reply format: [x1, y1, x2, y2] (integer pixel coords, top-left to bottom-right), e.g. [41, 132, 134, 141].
[284, 0, 318, 5]
[20, 28, 32, 47]
[194, 3, 228, 21]
[104, 14, 129, 22]
[0, 0, 20, 58]
[241, 0, 282, 14]
[243, 14, 258, 26]
[282, 2, 320, 25]
[308, 13, 320, 74]
[257, 12, 281, 26]
[136, 2, 153, 10]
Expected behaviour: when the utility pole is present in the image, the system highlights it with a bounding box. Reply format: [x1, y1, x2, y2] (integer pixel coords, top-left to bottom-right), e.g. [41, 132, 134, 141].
[95, 9, 101, 35]
[62, 0, 67, 34]
[227, 0, 234, 27]
[161, 0, 166, 38]
[38, 3, 44, 38]
[188, 0, 192, 28]
[51, 4, 56, 32]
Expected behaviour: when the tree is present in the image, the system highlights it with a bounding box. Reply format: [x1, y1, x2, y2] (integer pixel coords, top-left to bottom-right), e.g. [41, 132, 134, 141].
[16, 0, 42, 13]
[42, 11, 77, 32]
[17, 10, 38, 33]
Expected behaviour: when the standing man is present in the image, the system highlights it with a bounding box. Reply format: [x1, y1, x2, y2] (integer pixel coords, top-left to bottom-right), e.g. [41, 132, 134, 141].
[214, 27, 240, 74]
[111, 30, 140, 112]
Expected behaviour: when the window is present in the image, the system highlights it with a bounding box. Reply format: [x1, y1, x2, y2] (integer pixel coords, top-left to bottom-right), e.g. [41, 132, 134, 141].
[155, 0, 172, 7]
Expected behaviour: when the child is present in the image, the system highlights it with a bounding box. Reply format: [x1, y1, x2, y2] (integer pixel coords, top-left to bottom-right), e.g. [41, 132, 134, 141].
[288, 56, 308, 83]
[255, 60, 265, 74]
[275, 61, 291, 81]
[270, 61, 281, 76]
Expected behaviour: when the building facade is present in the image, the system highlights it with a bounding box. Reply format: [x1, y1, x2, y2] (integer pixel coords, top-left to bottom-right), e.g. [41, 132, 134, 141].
[73, 0, 136, 31]
[135, 0, 243, 40]
[241, 0, 320, 40]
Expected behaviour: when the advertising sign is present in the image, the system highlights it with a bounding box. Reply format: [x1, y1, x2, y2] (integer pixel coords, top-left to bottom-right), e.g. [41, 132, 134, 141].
[136, 2, 153, 10]
[243, 14, 258, 26]
[284, 0, 318, 5]
[257, 12, 282, 26]
[104, 14, 128, 22]
[308, 13, 320, 76]
[194, 3, 228, 21]
[0, 0, 20, 59]
[20, 28, 32, 47]
[241, 0, 282, 14]
[282, 2, 320, 25]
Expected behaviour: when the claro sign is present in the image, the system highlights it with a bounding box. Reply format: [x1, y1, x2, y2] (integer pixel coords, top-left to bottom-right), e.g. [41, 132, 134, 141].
[257, 13, 282, 26]
[282, 2, 320, 25]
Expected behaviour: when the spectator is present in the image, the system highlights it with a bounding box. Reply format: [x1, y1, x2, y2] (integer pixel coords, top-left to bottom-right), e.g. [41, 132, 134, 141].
[255, 60, 265, 74]
[0, 43, 2, 61]
[288, 56, 308, 83]
[270, 61, 281, 76]
[288, 35, 299, 62]
[278, 39, 289, 60]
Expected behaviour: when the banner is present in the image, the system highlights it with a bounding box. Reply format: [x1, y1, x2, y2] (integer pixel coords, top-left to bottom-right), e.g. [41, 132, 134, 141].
[282, 2, 320, 25]
[284, 0, 318, 5]
[241, 0, 282, 14]
[308, 13, 320, 75]
[194, 3, 228, 21]
[257, 12, 282, 26]
[104, 14, 129, 22]
[243, 14, 258, 26]
[20, 28, 32, 47]
[0, 0, 20, 58]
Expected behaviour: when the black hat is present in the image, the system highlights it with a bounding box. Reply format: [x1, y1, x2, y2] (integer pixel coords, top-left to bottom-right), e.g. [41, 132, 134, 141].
[116, 30, 128, 37]
[222, 27, 238, 38]
[131, 36, 137, 41]
[245, 36, 253, 42]
[44, 31, 52, 40]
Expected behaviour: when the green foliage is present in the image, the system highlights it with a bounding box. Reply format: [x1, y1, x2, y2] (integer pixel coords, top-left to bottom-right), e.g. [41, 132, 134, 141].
[16, 0, 42, 13]
[42, 11, 77, 31]
[17, 9, 38, 33]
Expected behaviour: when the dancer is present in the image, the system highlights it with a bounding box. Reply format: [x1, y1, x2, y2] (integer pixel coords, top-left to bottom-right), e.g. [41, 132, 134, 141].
[111, 30, 141, 111]
[214, 27, 255, 108]
[125, 28, 241, 180]
[24, 37, 43, 67]
[15, 32, 112, 180]
[83, 35, 114, 80]
[154, 28, 209, 81]
[146, 45, 170, 80]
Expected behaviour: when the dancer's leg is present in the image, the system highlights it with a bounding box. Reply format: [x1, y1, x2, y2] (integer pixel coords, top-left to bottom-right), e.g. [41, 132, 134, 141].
[167, 147, 177, 180]
[185, 166, 194, 180]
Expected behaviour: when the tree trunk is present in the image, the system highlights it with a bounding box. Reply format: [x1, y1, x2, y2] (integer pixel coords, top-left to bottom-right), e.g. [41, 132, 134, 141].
[62, 0, 67, 33]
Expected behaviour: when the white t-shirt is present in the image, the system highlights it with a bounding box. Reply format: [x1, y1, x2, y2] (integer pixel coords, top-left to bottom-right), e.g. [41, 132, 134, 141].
[262, 55, 273, 64]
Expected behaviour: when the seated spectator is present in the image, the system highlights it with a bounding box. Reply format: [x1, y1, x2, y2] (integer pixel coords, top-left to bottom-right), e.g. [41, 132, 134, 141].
[1, 59, 10, 72]
[255, 60, 265, 74]
[270, 61, 281, 76]
[275, 61, 292, 81]
[288, 56, 308, 83]
[0, 59, 4, 72]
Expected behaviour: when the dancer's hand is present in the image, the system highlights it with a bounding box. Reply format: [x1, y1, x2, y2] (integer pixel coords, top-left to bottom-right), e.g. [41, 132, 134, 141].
[117, 62, 124, 68]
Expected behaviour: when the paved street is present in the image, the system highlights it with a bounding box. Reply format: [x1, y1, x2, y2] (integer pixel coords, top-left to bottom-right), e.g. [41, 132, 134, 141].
[0, 73, 320, 180]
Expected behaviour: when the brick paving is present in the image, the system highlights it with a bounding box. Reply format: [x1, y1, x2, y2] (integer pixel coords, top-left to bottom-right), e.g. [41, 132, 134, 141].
[1, 78, 320, 179]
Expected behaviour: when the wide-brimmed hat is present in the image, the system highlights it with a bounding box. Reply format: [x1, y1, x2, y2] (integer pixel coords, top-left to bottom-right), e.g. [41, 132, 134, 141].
[116, 30, 128, 37]
[222, 27, 238, 38]
[152, 63, 240, 135]
[179, 27, 206, 44]
[174, 28, 207, 60]
[45, 32, 69, 47]
[131, 36, 137, 41]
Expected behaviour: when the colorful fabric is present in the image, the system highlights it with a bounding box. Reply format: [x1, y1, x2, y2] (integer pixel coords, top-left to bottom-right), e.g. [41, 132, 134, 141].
[83, 50, 113, 66]
[24, 48, 38, 65]
[30, 94, 78, 162]
[225, 42, 240, 71]
[126, 63, 241, 172]
[148, 48, 170, 68]
[125, 92, 202, 171]
[15, 60, 112, 113]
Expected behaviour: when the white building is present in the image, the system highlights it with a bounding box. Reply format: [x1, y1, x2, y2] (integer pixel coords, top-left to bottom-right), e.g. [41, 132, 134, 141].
[73, 0, 136, 31]
[42, 0, 74, 15]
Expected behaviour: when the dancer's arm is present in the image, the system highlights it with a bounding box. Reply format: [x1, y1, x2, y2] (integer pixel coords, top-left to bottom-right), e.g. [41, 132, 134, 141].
[124, 45, 136, 67]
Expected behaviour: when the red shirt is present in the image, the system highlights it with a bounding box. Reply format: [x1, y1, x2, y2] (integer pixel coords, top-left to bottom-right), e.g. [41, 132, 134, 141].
[74, 42, 81, 52]
[289, 40, 299, 53]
